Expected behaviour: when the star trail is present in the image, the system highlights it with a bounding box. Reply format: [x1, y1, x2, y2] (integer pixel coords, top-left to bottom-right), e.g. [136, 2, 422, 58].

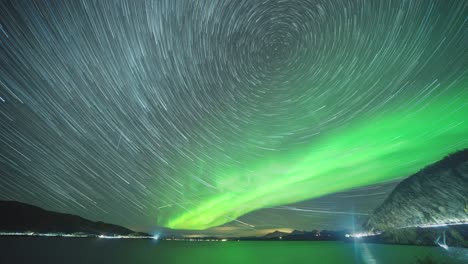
[0, 0, 467, 233]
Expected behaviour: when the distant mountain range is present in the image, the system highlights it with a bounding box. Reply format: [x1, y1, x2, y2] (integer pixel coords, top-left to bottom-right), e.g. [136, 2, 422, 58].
[0, 201, 150, 237]
[262, 230, 289, 238]
[255, 229, 347, 241]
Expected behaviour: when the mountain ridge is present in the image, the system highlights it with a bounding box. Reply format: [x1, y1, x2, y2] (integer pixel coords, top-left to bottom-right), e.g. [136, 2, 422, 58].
[360, 149, 468, 247]
[0, 200, 150, 236]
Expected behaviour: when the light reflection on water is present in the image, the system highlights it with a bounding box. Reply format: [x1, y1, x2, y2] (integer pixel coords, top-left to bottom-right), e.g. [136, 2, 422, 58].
[0, 237, 466, 264]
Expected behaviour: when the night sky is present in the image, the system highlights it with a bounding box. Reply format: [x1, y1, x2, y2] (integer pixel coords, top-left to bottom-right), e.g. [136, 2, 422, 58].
[0, 0, 467, 236]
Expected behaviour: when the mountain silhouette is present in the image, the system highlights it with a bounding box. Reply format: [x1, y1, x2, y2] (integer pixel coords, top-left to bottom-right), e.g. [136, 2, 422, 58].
[0, 200, 149, 236]
[365, 149, 468, 231]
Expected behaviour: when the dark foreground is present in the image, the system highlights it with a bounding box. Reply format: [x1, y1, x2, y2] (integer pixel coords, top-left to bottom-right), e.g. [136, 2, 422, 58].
[1, 237, 467, 264]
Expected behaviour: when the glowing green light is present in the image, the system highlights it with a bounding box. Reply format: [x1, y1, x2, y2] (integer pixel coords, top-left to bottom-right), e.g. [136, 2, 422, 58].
[157, 92, 468, 230]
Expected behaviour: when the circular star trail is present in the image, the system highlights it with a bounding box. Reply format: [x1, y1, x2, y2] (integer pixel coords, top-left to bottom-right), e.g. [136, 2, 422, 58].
[0, 0, 467, 232]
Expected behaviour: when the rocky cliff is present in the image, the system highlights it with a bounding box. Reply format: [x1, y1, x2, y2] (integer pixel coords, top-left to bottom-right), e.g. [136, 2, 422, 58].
[365, 149, 468, 232]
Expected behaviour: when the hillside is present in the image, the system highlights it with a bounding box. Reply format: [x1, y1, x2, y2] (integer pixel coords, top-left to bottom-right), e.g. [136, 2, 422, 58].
[364, 149, 468, 232]
[0, 201, 149, 236]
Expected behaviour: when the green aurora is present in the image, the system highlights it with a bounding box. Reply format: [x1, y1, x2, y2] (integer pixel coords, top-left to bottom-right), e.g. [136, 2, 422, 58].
[158, 92, 468, 230]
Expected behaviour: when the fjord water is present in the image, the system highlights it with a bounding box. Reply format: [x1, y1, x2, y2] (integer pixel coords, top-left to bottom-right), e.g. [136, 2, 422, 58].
[0, 237, 466, 264]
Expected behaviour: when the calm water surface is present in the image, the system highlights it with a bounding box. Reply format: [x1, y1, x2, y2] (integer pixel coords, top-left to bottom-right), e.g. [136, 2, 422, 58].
[1, 237, 467, 264]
